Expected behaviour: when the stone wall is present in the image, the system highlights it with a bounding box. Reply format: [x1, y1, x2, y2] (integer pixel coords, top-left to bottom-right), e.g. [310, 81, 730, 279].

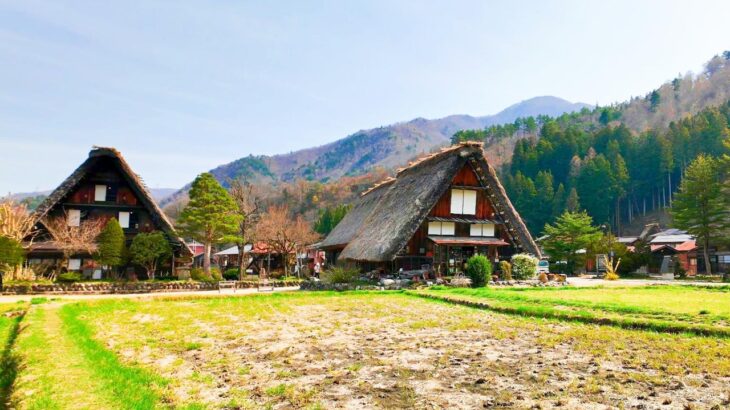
[1, 280, 302, 295]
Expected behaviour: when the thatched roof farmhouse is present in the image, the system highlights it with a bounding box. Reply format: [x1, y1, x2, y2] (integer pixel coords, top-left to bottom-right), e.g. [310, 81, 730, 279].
[26, 147, 192, 278]
[320, 141, 540, 274]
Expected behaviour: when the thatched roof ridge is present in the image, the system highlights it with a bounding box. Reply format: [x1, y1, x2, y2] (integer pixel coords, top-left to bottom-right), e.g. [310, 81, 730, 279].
[32, 146, 192, 257]
[319, 181, 391, 249]
[334, 141, 540, 262]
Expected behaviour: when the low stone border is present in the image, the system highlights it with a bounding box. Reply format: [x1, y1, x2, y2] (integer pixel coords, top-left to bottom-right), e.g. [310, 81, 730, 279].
[299, 281, 409, 291]
[299, 278, 568, 292]
[1, 280, 302, 295]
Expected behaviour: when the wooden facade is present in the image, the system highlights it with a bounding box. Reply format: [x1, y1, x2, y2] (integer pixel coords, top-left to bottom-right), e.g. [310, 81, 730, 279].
[27, 147, 192, 279]
[397, 163, 516, 275]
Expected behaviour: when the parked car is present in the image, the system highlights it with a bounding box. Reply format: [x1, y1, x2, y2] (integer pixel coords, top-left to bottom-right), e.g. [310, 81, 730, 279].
[537, 259, 550, 274]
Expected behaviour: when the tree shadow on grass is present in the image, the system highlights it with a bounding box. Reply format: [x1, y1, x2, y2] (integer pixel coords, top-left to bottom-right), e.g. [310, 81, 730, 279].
[0, 311, 26, 409]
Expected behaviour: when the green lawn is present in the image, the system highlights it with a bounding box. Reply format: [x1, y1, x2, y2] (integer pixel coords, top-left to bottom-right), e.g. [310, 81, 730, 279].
[416, 285, 730, 334]
[0, 302, 27, 407]
[488, 285, 730, 316]
[2, 289, 730, 409]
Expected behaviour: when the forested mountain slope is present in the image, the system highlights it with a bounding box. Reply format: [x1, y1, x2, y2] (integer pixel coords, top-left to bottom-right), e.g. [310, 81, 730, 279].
[468, 53, 730, 237]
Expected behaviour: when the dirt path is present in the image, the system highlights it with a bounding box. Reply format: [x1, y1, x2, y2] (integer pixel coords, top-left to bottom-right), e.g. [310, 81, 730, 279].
[10, 303, 117, 409]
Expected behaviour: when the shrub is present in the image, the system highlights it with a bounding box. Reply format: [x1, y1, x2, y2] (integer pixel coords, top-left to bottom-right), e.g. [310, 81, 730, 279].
[190, 268, 213, 282]
[465, 255, 492, 287]
[223, 268, 240, 280]
[57, 271, 82, 283]
[321, 266, 359, 284]
[499, 260, 512, 281]
[673, 258, 687, 279]
[511, 254, 538, 280]
[210, 267, 223, 281]
[603, 255, 621, 281]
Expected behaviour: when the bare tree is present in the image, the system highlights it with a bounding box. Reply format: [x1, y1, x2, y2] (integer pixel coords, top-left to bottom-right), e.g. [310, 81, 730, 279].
[229, 179, 260, 279]
[43, 213, 105, 277]
[256, 206, 319, 276]
[0, 200, 38, 243]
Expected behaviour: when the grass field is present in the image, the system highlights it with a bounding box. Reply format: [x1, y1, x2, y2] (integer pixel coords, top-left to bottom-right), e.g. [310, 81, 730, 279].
[1, 288, 730, 409]
[416, 285, 730, 336]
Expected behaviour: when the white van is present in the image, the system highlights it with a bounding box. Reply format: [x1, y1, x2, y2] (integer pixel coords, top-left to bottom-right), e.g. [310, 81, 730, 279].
[537, 259, 550, 274]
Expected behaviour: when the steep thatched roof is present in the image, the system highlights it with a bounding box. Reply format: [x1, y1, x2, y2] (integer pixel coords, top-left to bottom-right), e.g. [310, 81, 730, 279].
[318, 180, 392, 249]
[32, 146, 192, 257]
[334, 142, 540, 262]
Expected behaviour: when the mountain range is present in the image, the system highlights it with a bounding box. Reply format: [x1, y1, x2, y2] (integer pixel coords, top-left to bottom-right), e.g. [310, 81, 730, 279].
[204, 96, 591, 188]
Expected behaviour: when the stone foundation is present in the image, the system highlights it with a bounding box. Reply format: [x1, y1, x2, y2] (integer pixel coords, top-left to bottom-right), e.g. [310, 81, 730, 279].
[1, 280, 302, 295]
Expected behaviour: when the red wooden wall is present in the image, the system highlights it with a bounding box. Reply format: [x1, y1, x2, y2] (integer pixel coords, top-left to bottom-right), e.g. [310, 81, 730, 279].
[428, 164, 495, 219]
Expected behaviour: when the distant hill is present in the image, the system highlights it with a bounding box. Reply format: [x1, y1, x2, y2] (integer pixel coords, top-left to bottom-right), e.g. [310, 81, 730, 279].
[205, 96, 590, 186]
[6, 188, 177, 209]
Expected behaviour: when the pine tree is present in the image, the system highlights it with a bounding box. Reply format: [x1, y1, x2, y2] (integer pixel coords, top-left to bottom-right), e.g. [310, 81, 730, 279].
[178, 173, 241, 275]
[565, 188, 580, 212]
[130, 232, 172, 280]
[542, 211, 602, 275]
[671, 155, 725, 274]
[95, 218, 125, 276]
[552, 183, 567, 218]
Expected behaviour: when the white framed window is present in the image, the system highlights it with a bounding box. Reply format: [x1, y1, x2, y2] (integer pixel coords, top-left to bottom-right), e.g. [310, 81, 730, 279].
[470, 223, 495, 237]
[428, 221, 455, 236]
[119, 212, 130, 228]
[67, 209, 81, 227]
[94, 185, 107, 201]
[450, 189, 477, 215]
[68, 258, 81, 271]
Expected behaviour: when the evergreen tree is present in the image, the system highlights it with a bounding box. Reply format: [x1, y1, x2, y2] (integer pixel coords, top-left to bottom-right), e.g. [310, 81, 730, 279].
[542, 211, 601, 275]
[178, 173, 241, 275]
[552, 183, 567, 218]
[0, 236, 24, 286]
[314, 204, 350, 235]
[565, 188, 580, 212]
[575, 155, 614, 224]
[130, 232, 172, 280]
[671, 155, 725, 274]
[95, 218, 125, 275]
[534, 171, 555, 234]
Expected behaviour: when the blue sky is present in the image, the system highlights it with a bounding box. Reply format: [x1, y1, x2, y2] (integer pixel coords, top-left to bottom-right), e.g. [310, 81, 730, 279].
[2, 1, 730, 193]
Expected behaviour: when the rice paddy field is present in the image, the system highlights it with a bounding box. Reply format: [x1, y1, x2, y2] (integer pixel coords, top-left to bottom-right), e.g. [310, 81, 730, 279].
[1, 286, 730, 409]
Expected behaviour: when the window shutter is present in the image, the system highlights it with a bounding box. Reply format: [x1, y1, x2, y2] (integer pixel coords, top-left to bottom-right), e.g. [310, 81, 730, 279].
[441, 222, 455, 236]
[482, 223, 495, 236]
[470, 224, 482, 236]
[67, 209, 81, 227]
[428, 222, 442, 235]
[94, 185, 107, 202]
[450, 189, 464, 214]
[463, 190, 477, 215]
[119, 212, 130, 228]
